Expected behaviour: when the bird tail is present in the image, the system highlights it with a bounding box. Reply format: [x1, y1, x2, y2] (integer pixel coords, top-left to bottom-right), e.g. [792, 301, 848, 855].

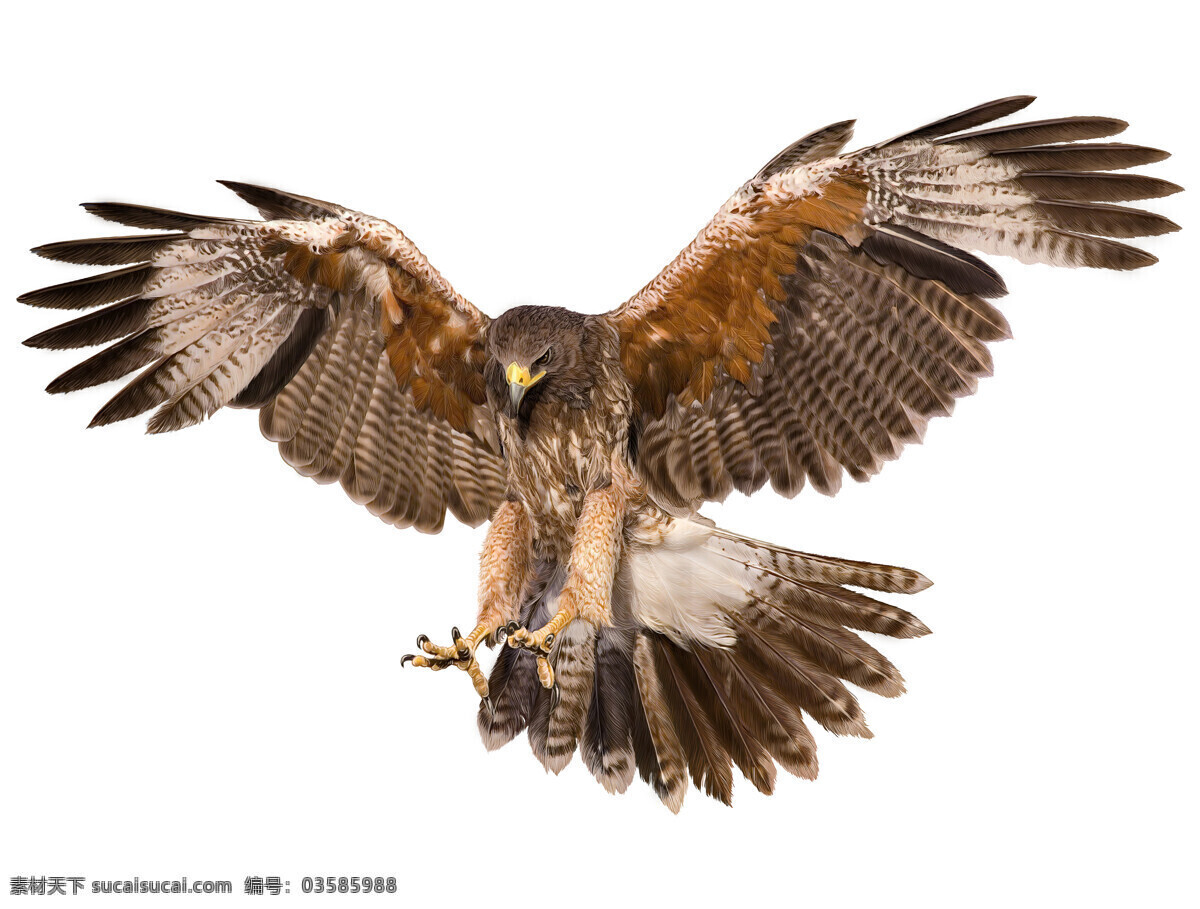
[477, 515, 931, 810]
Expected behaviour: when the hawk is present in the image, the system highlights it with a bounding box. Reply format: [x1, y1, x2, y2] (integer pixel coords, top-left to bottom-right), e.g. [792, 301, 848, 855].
[20, 96, 1179, 809]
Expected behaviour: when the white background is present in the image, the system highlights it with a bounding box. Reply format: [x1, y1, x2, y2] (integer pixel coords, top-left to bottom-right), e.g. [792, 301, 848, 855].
[2, 2, 1195, 906]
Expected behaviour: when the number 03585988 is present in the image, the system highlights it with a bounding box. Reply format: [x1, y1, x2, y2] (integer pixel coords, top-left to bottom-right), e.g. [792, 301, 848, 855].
[301, 877, 397, 894]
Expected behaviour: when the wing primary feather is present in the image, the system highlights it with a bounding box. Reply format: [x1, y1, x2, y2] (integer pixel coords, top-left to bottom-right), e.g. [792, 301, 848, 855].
[1032, 199, 1180, 238]
[1016, 172, 1183, 203]
[944, 116, 1128, 149]
[24, 184, 503, 537]
[24, 298, 152, 350]
[32, 233, 187, 266]
[45, 331, 158, 394]
[881, 95, 1036, 144]
[992, 143, 1170, 172]
[217, 180, 345, 221]
[18, 264, 151, 310]
[80, 202, 236, 230]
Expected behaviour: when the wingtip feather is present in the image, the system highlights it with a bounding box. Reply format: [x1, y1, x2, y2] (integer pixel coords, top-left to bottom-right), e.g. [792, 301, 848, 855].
[909, 571, 934, 594]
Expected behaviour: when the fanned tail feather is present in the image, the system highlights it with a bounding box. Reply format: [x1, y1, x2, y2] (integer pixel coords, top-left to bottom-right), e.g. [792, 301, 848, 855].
[580, 627, 637, 794]
[478, 515, 931, 809]
[621, 516, 930, 804]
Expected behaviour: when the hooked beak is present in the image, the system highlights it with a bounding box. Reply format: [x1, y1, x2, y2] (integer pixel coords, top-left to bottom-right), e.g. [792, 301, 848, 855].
[506, 361, 545, 414]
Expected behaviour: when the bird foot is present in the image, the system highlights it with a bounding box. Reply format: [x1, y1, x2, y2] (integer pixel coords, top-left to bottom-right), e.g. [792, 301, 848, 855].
[501, 620, 558, 690]
[401, 625, 491, 702]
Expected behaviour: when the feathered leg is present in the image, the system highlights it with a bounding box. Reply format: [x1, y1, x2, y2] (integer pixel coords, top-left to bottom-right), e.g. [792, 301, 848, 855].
[403, 499, 532, 704]
[506, 475, 627, 689]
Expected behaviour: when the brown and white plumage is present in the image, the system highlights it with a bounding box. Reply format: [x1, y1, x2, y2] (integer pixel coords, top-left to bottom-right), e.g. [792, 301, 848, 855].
[23, 183, 505, 532]
[20, 97, 1179, 809]
[613, 96, 1179, 506]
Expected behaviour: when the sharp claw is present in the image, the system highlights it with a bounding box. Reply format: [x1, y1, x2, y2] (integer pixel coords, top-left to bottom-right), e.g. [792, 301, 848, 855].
[455, 634, 471, 660]
[481, 696, 495, 719]
[451, 626, 462, 641]
[543, 633, 555, 650]
[416, 634, 430, 651]
[401, 653, 415, 667]
[505, 621, 519, 635]
[550, 685, 561, 710]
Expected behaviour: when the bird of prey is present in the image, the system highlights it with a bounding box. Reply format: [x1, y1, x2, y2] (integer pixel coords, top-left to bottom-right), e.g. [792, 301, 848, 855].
[20, 96, 1179, 809]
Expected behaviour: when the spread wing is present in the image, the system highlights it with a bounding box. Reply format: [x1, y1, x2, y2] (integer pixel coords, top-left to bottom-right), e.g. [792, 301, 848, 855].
[21, 182, 505, 533]
[606, 96, 1180, 509]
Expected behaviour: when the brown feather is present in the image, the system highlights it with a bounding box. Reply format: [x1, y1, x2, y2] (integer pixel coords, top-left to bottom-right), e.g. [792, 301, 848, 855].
[993, 142, 1170, 172]
[885, 95, 1037, 143]
[540, 622, 596, 774]
[31, 233, 186, 266]
[735, 618, 871, 737]
[690, 647, 777, 795]
[632, 634, 687, 812]
[1016, 172, 1182, 203]
[714, 649, 819, 781]
[653, 638, 735, 805]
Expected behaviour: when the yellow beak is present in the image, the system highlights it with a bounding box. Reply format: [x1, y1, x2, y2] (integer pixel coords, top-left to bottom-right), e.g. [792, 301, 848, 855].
[506, 361, 545, 411]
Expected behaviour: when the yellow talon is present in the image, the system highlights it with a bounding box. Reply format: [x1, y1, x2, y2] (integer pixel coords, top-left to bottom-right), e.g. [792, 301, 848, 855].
[401, 624, 492, 697]
[536, 655, 555, 689]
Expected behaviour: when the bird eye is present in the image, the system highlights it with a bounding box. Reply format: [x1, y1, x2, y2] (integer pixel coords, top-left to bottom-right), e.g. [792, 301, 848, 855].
[535, 347, 553, 367]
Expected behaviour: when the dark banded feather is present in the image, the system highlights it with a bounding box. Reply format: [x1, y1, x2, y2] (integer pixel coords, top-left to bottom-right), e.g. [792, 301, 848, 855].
[744, 599, 905, 698]
[580, 627, 637, 794]
[481, 588, 553, 752]
[540, 621, 596, 774]
[22, 184, 505, 533]
[478, 644, 543, 751]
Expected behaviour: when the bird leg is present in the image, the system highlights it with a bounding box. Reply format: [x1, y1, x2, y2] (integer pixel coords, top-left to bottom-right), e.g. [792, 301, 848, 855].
[402, 500, 531, 707]
[505, 477, 627, 690]
[401, 624, 494, 697]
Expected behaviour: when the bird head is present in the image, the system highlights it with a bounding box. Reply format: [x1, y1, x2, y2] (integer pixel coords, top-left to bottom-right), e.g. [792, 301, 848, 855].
[487, 305, 593, 419]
